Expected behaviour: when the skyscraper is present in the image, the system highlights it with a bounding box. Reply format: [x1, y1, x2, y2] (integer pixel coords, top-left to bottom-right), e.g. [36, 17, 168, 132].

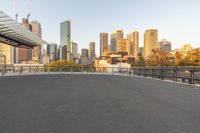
[81, 48, 89, 58]
[31, 21, 42, 63]
[60, 20, 71, 61]
[110, 30, 124, 52]
[72, 42, 78, 60]
[100, 33, 108, 56]
[89, 42, 96, 60]
[117, 39, 128, 53]
[18, 18, 33, 63]
[159, 39, 172, 52]
[127, 31, 139, 57]
[46, 43, 58, 61]
[110, 33, 117, 52]
[144, 29, 158, 58]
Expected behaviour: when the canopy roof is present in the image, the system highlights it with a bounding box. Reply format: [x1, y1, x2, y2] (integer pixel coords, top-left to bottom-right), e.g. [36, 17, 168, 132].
[0, 10, 47, 48]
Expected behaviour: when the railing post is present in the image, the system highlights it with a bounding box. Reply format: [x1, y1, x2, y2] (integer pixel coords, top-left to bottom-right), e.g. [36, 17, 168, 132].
[189, 70, 195, 84]
[173, 68, 177, 82]
[2, 66, 4, 76]
[160, 69, 163, 80]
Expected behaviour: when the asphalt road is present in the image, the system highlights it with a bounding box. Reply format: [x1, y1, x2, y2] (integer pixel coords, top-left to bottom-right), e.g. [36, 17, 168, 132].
[0, 74, 200, 133]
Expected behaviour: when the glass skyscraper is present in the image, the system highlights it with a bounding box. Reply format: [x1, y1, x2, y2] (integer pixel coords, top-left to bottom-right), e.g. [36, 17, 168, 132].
[60, 20, 71, 61]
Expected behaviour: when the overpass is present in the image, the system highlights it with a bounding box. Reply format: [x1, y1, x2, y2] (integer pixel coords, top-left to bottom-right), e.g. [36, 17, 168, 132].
[0, 10, 47, 48]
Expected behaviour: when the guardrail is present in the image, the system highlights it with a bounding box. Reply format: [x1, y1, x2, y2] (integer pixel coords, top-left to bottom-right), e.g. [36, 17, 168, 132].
[1, 66, 200, 85]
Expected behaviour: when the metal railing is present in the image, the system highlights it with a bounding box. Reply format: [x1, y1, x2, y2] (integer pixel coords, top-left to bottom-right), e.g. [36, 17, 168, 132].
[1, 65, 200, 85]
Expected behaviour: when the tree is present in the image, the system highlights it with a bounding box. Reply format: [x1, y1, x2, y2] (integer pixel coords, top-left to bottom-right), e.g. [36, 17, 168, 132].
[134, 53, 145, 66]
[146, 49, 174, 66]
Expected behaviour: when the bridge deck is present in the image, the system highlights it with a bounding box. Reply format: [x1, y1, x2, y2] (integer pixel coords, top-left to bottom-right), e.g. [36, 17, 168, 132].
[0, 75, 200, 133]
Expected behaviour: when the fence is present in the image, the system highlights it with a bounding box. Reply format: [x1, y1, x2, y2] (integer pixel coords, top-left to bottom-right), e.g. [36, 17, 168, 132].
[1, 65, 200, 85]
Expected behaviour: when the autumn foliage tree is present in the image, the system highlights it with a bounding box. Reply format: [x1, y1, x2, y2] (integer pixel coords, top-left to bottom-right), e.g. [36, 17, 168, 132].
[146, 49, 175, 66]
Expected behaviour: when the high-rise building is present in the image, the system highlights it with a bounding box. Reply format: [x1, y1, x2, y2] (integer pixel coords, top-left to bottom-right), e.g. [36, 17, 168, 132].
[47, 43, 58, 61]
[0, 43, 14, 64]
[31, 21, 42, 63]
[110, 33, 117, 52]
[100, 33, 108, 56]
[159, 39, 172, 52]
[110, 30, 124, 52]
[117, 39, 128, 53]
[60, 20, 71, 61]
[89, 42, 96, 60]
[127, 31, 139, 57]
[22, 18, 32, 30]
[144, 29, 158, 58]
[31, 21, 42, 37]
[18, 18, 33, 63]
[72, 42, 78, 60]
[81, 48, 89, 58]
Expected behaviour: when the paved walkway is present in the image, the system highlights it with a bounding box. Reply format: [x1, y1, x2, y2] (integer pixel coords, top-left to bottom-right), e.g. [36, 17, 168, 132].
[0, 74, 200, 133]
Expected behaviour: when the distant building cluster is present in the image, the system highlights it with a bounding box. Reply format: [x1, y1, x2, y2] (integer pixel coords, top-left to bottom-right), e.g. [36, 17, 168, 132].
[1, 14, 199, 68]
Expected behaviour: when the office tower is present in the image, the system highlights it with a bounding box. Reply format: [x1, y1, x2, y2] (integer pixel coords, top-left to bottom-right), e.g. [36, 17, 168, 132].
[127, 31, 139, 57]
[81, 48, 89, 58]
[47, 43, 58, 62]
[31, 21, 42, 63]
[60, 20, 71, 61]
[31, 21, 42, 37]
[110, 33, 117, 52]
[144, 29, 158, 58]
[89, 42, 96, 60]
[159, 39, 172, 52]
[0, 43, 14, 64]
[117, 39, 128, 53]
[72, 42, 78, 60]
[100, 33, 108, 56]
[110, 30, 124, 52]
[18, 18, 33, 63]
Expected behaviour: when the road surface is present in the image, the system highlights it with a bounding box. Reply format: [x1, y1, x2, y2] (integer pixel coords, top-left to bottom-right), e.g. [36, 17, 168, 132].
[0, 74, 200, 133]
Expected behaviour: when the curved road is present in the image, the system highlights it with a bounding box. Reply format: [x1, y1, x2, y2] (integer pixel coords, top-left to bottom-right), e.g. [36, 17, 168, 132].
[0, 74, 200, 133]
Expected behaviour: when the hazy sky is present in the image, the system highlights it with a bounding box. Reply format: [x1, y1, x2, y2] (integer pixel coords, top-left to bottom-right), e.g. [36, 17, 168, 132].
[0, 0, 200, 55]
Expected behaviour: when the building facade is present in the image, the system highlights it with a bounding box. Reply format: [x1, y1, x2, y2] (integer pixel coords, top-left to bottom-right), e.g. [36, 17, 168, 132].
[47, 43, 58, 62]
[72, 42, 78, 61]
[110, 30, 124, 52]
[159, 39, 171, 52]
[89, 42, 96, 60]
[117, 39, 128, 53]
[18, 18, 33, 63]
[144, 29, 158, 58]
[100, 33, 108, 56]
[60, 20, 71, 61]
[31, 21, 42, 63]
[0, 43, 14, 64]
[81, 48, 89, 58]
[127, 31, 139, 58]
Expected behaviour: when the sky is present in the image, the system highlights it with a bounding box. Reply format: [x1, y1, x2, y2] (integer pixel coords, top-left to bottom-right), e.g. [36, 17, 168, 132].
[0, 0, 200, 55]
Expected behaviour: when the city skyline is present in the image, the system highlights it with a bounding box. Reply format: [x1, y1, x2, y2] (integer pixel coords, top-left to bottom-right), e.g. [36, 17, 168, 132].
[1, 0, 200, 56]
